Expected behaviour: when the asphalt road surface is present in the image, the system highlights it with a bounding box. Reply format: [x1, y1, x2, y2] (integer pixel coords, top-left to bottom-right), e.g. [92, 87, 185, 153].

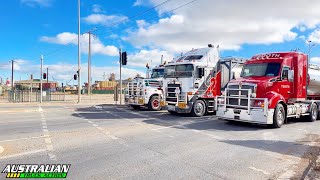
[0, 104, 320, 180]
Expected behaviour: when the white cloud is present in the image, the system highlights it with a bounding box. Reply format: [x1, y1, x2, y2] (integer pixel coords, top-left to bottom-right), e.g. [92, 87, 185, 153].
[127, 0, 320, 52]
[133, 0, 150, 6]
[308, 30, 320, 44]
[92, 4, 103, 13]
[311, 57, 320, 65]
[40, 32, 77, 45]
[83, 14, 127, 25]
[21, 0, 52, 7]
[40, 32, 118, 56]
[127, 49, 174, 68]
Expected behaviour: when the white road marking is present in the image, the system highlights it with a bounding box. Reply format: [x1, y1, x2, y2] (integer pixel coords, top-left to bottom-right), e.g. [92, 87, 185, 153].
[0, 146, 4, 154]
[0, 149, 47, 160]
[39, 110, 56, 161]
[96, 127, 103, 131]
[151, 119, 213, 131]
[0, 136, 49, 143]
[249, 167, 270, 175]
[88, 121, 93, 124]
[92, 124, 98, 127]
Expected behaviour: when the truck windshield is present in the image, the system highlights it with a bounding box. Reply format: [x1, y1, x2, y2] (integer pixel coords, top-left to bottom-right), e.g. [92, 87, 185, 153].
[240, 63, 281, 77]
[151, 68, 164, 78]
[184, 55, 203, 60]
[164, 64, 194, 78]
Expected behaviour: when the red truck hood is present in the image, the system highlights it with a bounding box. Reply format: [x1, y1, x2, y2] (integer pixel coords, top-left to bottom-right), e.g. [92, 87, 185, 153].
[229, 76, 278, 98]
[229, 76, 274, 84]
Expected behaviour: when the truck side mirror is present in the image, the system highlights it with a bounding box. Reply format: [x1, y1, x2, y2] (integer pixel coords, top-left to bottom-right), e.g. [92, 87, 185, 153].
[288, 70, 294, 82]
[232, 72, 236, 79]
[198, 68, 204, 78]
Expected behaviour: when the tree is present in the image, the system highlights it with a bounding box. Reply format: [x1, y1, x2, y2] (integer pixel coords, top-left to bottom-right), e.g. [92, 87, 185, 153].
[108, 73, 116, 81]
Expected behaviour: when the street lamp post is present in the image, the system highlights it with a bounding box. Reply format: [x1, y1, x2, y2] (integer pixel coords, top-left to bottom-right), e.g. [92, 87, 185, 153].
[77, 0, 81, 103]
[307, 40, 316, 97]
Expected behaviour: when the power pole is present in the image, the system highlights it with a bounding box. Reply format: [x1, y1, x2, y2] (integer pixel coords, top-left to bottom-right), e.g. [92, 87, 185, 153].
[88, 31, 92, 98]
[30, 74, 33, 103]
[11, 60, 14, 91]
[40, 55, 43, 104]
[119, 48, 122, 105]
[77, 0, 81, 103]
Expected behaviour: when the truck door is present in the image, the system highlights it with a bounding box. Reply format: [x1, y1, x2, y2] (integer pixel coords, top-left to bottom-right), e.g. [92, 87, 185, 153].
[280, 66, 293, 101]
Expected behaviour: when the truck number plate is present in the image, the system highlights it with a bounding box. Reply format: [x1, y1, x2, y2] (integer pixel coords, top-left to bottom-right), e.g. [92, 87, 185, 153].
[178, 103, 187, 109]
[167, 105, 175, 111]
[138, 99, 144, 105]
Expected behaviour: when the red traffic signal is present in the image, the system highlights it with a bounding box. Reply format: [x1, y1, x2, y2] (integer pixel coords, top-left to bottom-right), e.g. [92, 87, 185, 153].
[43, 73, 47, 79]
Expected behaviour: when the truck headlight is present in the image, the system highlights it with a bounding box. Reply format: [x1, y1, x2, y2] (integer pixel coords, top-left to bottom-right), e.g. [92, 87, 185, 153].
[251, 93, 256, 98]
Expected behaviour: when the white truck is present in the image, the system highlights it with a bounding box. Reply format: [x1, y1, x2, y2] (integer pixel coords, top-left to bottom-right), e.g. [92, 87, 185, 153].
[162, 44, 245, 116]
[125, 66, 164, 111]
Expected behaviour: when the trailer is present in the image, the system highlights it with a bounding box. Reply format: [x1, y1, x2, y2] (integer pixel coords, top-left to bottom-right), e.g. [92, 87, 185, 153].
[217, 52, 320, 128]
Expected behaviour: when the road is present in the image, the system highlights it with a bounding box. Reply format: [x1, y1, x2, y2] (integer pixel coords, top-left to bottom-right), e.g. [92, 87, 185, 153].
[0, 104, 320, 179]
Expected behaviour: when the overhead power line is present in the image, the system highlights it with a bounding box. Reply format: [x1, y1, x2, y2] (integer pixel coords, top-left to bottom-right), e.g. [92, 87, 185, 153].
[42, 0, 174, 58]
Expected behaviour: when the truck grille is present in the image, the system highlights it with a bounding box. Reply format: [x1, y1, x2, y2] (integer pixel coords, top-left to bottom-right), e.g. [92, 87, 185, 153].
[166, 83, 180, 105]
[227, 84, 255, 107]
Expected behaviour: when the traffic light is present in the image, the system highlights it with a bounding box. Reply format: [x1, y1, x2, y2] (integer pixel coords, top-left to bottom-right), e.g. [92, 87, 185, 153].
[146, 63, 149, 69]
[43, 73, 47, 79]
[62, 83, 64, 87]
[74, 74, 77, 80]
[121, 52, 127, 65]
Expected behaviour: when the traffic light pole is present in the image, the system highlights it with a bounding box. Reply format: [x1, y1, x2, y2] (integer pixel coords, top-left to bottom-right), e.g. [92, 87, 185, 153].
[40, 55, 43, 104]
[47, 67, 48, 83]
[119, 48, 122, 105]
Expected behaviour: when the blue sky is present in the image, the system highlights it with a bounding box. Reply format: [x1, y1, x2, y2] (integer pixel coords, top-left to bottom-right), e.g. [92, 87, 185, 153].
[1, 0, 320, 85]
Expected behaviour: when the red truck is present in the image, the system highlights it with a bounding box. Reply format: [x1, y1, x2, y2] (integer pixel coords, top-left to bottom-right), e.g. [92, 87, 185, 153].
[217, 52, 320, 128]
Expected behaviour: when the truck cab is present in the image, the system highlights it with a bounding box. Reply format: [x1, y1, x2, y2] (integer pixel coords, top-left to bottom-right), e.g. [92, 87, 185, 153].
[162, 45, 245, 116]
[217, 52, 320, 128]
[125, 66, 164, 111]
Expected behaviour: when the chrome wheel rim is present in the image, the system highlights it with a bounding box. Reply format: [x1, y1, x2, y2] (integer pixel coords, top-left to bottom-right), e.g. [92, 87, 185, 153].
[195, 102, 204, 115]
[277, 108, 284, 125]
[312, 105, 317, 120]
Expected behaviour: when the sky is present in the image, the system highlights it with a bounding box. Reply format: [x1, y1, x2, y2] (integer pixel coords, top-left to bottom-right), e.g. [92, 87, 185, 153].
[1, 0, 320, 85]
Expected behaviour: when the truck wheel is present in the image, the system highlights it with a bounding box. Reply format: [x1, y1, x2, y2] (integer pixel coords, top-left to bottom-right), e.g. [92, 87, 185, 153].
[308, 103, 318, 122]
[148, 96, 161, 111]
[273, 103, 285, 128]
[131, 105, 141, 110]
[191, 100, 206, 117]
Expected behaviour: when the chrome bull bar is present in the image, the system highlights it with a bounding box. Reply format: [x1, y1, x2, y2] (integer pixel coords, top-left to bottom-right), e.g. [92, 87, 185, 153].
[216, 88, 269, 116]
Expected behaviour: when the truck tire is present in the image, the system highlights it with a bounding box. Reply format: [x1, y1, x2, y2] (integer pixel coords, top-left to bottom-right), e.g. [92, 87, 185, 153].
[131, 105, 141, 110]
[191, 100, 206, 117]
[148, 96, 161, 111]
[308, 103, 318, 122]
[272, 103, 285, 128]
